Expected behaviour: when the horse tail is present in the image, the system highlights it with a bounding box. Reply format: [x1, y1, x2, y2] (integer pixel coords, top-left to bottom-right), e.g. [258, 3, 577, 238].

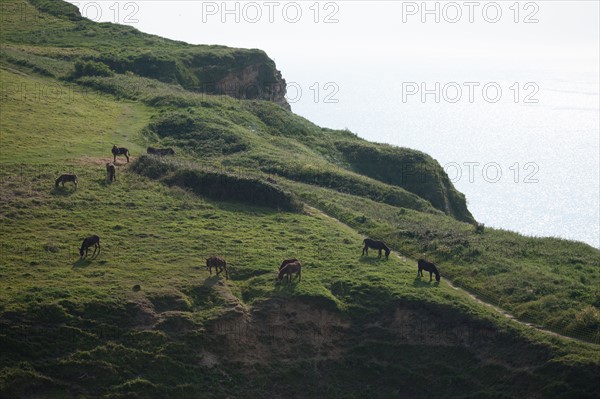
[55, 177, 60, 187]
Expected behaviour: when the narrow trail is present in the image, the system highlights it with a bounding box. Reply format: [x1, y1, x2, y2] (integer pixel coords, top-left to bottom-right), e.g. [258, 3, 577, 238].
[309, 205, 592, 345]
[433, 270, 582, 343]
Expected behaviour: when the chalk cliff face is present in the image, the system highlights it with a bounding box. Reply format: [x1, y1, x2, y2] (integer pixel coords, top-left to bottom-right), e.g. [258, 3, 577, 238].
[216, 63, 290, 110]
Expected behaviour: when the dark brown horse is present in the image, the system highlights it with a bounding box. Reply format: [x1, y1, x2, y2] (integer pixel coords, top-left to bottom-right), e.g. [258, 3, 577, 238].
[417, 259, 441, 282]
[106, 163, 116, 182]
[55, 174, 78, 188]
[278, 261, 301, 283]
[362, 238, 391, 259]
[147, 147, 175, 156]
[279, 258, 300, 271]
[80, 235, 100, 259]
[206, 256, 228, 279]
[112, 145, 130, 163]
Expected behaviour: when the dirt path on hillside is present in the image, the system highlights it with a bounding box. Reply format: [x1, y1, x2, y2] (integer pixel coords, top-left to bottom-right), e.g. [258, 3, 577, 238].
[435, 274, 590, 344]
[308, 206, 591, 345]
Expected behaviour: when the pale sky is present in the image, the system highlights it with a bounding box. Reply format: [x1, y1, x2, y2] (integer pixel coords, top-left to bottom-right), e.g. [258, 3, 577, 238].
[69, 1, 599, 68]
[67, 1, 600, 118]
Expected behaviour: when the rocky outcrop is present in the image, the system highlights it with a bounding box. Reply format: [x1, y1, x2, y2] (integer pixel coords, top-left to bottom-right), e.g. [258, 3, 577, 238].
[28, 0, 290, 109]
[95, 50, 290, 109]
[216, 63, 290, 110]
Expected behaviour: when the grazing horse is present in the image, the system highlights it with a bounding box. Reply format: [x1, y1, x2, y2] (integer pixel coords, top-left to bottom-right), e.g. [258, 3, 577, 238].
[206, 256, 228, 279]
[362, 238, 391, 259]
[417, 259, 441, 282]
[279, 258, 300, 271]
[106, 163, 116, 182]
[55, 174, 78, 188]
[147, 147, 175, 156]
[278, 261, 301, 283]
[112, 145, 130, 163]
[80, 235, 100, 259]
[266, 177, 278, 184]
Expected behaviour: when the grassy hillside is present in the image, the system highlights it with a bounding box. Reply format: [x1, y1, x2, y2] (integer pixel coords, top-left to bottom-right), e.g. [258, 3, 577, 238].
[0, 0, 474, 223]
[2, 0, 288, 105]
[1, 75, 598, 396]
[1, 1, 599, 398]
[290, 181, 600, 343]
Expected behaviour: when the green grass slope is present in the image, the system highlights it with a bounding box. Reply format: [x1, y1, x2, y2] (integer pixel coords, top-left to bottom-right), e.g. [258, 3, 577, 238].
[292, 180, 600, 343]
[2, 0, 288, 105]
[0, 85, 598, 396]
[1, 0, 474, 223]
[1, 1, 600, 398]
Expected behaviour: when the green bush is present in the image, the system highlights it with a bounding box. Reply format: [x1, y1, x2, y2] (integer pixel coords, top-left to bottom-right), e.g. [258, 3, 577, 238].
[145, 109, 248, 155]
[475, 223, 485, 234]
[70, 60, 113, 78]
[129, 154, 176, 179]
[166, 169, 302, 212]
[566, 306, 600, 343]
[29, 0, 82, 20]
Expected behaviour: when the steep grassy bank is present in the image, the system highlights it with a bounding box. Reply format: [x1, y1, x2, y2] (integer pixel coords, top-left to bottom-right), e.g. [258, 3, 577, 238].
[0, 68, 151, 163]
[0, 0, 474, 223]
[1, 161, 599, 398]
[290, 181, 600, 343]
[2, 0, 289, 106]
[130, 155, 303, 212]
[1, 1, 599, 398]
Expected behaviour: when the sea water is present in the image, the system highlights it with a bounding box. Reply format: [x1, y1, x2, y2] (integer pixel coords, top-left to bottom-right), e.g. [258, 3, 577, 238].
[290, 63, 600, 248]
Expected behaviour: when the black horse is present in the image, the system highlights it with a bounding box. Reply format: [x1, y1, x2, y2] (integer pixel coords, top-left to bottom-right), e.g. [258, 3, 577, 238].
[417, 259, 441, 282]
[278, 261, 301, 283]
[147, 147, 175, 156]
[279, 258, 300, 271]
[206, 256, 228, 279]
[106, 163, 116, 182]
[362, 238, 391, 259]
[55, 174, 78, 188]
[112, 145, 130, 163]
[80, 235, 100, 259]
